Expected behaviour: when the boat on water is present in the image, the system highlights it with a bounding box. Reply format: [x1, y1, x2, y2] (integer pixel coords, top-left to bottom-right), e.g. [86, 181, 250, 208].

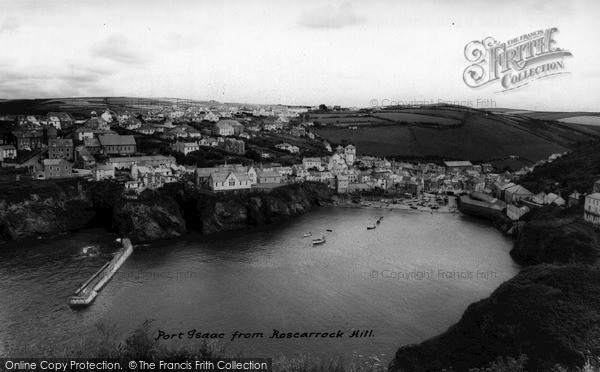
[367, 225, 376, 230]
[376, 220, 381, 225]
[312, 236, 326, 245]
[303, 232, 312, 237]
[326, 229, 333, 232]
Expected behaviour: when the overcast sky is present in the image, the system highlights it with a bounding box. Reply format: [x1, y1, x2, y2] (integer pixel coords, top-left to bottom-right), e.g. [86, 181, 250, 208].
[0, 0, 598, 111]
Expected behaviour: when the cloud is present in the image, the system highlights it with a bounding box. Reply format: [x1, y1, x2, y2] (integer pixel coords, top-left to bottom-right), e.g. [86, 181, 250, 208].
[299, 2, 366, 29]
[0, 16, 19, 34]
[0, 64, 116, 99]
[91, 34, 147, 65]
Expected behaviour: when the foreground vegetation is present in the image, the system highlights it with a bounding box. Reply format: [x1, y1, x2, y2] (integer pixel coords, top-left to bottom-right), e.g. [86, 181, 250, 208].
[7, 320, 594, 372]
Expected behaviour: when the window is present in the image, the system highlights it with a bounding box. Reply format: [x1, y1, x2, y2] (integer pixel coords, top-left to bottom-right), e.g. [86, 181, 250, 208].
[229, 178, 236, 186]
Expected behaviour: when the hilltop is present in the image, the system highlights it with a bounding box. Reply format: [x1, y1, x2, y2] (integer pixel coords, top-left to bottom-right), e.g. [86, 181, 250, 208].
[312, 105, 598, 169]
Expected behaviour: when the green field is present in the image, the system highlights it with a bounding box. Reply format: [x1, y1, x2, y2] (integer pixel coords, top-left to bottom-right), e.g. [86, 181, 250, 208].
[314, 109, 596, 163]
[373, 112, 460, 124]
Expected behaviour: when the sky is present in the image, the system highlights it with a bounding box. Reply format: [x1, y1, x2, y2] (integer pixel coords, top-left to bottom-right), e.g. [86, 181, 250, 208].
[0, 0, 599, 111]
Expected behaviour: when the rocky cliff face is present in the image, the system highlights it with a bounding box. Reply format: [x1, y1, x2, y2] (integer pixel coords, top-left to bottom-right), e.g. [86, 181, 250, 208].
[112, 197, 187, 243]
[0, 180, 97, 243]
[0, 180, 332, 245]
[175, 182, 332, 236]
[389, 264, 600, 372]
[509, 206, 599, 266]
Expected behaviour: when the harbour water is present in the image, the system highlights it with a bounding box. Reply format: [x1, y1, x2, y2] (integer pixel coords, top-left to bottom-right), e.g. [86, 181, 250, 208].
[0, 207, 519, 360]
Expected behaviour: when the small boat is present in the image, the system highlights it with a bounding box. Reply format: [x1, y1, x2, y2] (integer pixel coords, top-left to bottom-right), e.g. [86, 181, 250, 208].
[410, 206, 418, 210]
[367, 225, 376, 230]
[326, 229, 333, 232]
[303, 232, 312, 237]
[376, 220, 381, 225]
[312, 236, 326, 245]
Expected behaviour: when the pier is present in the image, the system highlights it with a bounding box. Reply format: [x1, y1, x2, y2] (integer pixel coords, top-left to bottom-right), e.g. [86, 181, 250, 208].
[69, 238, 133, 308]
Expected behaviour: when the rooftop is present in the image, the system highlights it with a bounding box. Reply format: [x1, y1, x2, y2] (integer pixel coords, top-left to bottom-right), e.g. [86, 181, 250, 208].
[99, 135, 136, 146]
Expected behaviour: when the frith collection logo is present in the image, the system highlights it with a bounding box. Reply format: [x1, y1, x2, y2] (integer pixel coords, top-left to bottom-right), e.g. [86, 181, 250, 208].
[463, 27, 572, 91]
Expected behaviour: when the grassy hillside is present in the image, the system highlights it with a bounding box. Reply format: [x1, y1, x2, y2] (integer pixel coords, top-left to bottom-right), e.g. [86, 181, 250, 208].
[519, 141, 600, 196]
[313, 108, 594, 164]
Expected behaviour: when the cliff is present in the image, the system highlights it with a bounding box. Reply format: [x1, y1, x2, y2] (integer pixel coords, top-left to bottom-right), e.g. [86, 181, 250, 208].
[168, 182, 332, 236]
[0, 179, 98, 243]
[510, 205, 600, 266]
[389, 264, 600, 372]
[0, 180, 333, 245]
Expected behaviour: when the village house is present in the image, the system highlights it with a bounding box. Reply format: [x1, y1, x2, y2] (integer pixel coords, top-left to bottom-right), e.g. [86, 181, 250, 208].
[292, 164, 310, 179]
[584, 193, 600, 225]
[335, 174, 349, 193]
[122, 117, 142, 130]
[45, 113, 62, 129]
[303, 157, 323, 171]
[77, 152, 96, 169]
[507, 204, 530, 221]
[75, 128, 117, 141]
[108, 155, 176, 170]
[171, 141, 199, 155]
[276, 143, 299, 154]
[212, 121, 235, 136]
[546, 193, 566, 206]
[83, 138, 102, 155]
[136, 125, 156, 135]
[93, 163, 116, 181]
[12, 130, 44, 151]
[203, 112, 220, 122]
[568, 191, 582, 207]
[224, 138, 245, 154]
[290, 126, 306, 137]
[199, 137, 219, 147]
[208, 171, 252, 191]
[84, 117, 110, 130]
[256, 170, 282, 184]
[99, 135, 137, 155]
[444, 161, 473, 173]
[503, 184, 533, 204]
[39, 159, 72, 179]
[494, 181, 516, 200]
[52, 112, 74, 128]
[131, 164, 176, 190]
[593, 180, 600, 193]
[47, 138, 74, 161]
[0, 145, 17, 161]
[272, 166, 293, 177]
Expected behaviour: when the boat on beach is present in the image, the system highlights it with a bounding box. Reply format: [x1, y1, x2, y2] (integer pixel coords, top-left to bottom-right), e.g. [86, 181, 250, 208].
[367, 225, 376, 230]
[312, 236, 326, 245]
[303, 232, 312, 237]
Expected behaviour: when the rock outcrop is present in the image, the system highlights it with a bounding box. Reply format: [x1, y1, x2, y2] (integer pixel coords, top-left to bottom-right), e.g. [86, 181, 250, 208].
[113, 198, 187, 243]
[0, 179, 97, 243]
[0, 180, 333, 245]
[389, 264, 600, 372]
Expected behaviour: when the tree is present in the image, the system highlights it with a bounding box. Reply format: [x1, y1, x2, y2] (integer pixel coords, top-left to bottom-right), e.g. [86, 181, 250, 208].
[318, 104, 328, 111]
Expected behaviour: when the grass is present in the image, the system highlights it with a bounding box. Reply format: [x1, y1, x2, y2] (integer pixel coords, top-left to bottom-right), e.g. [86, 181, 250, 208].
[5, 320, 598, 372]
[314, 113, 570, 161]
[373, 112, 459, 125]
